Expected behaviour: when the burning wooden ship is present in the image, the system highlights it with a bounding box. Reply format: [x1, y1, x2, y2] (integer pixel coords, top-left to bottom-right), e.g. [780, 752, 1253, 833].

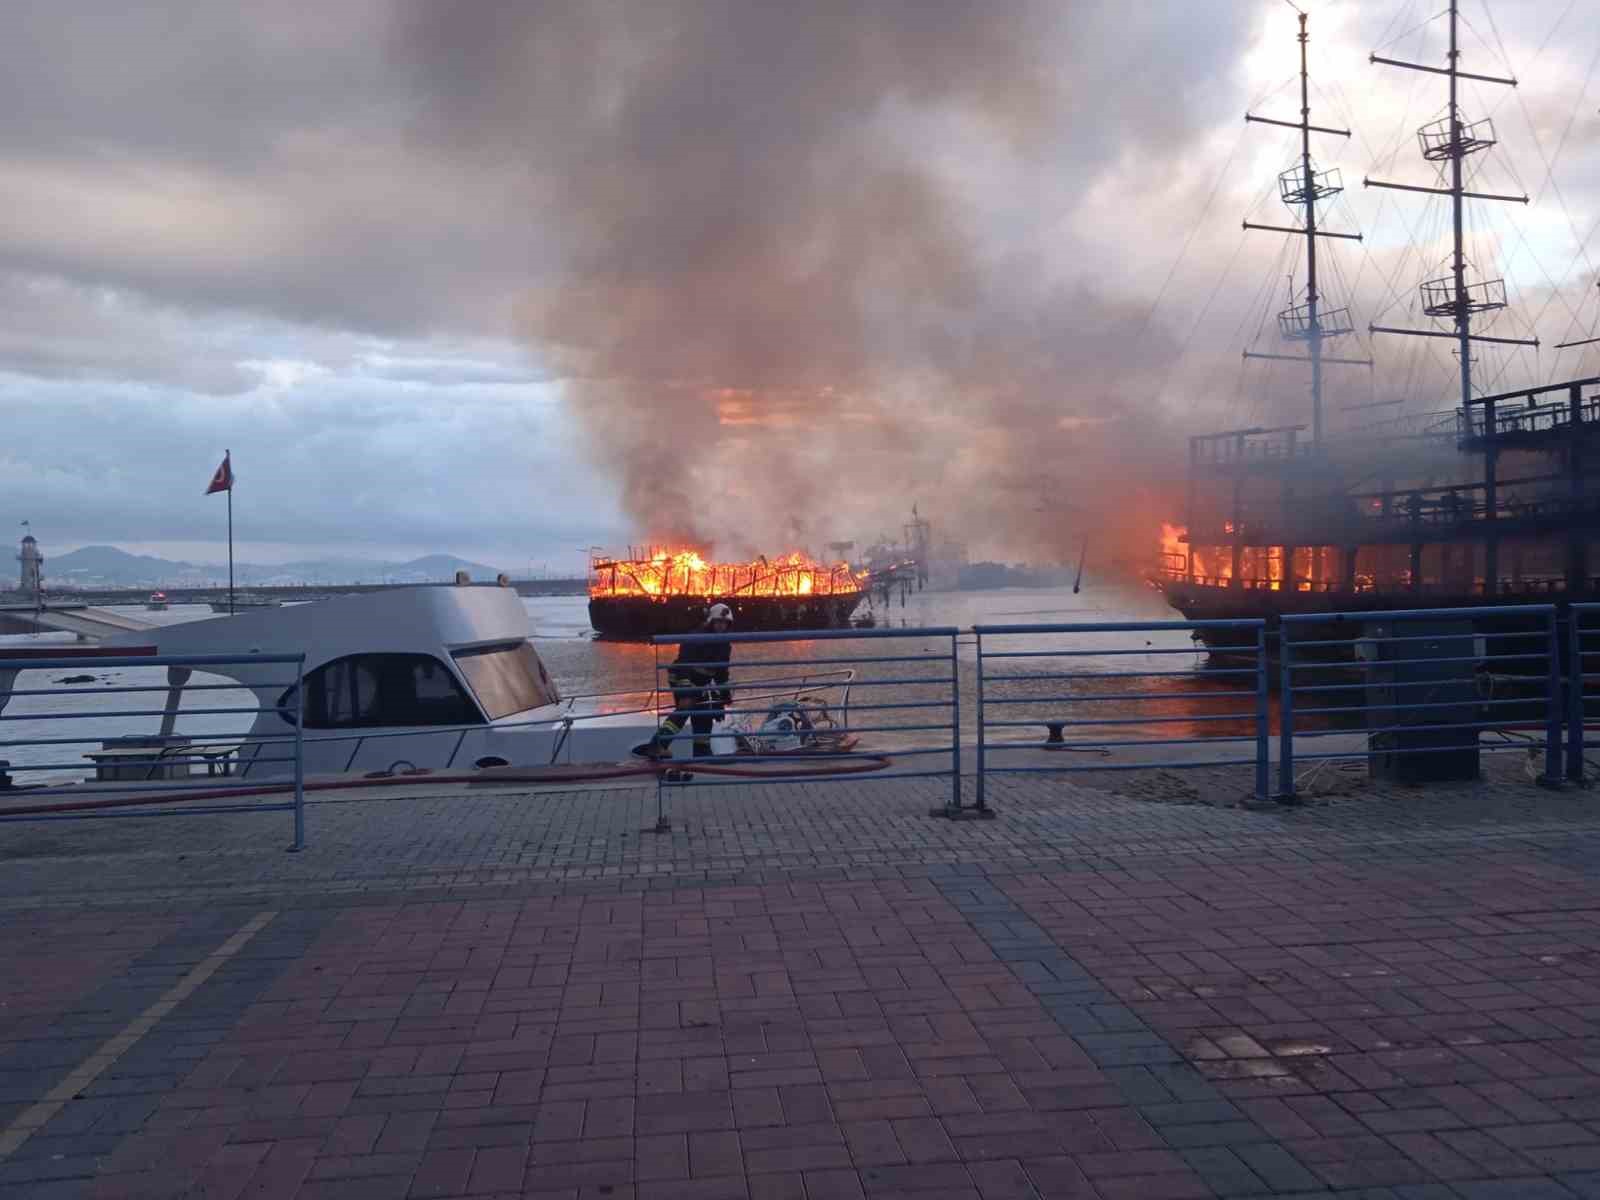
[1154, 4, 1600, 655]
[587, 548, 866, 639]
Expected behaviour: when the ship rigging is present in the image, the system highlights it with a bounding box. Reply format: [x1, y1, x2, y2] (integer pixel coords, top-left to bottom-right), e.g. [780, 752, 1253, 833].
[1157, 1, 1600, 647]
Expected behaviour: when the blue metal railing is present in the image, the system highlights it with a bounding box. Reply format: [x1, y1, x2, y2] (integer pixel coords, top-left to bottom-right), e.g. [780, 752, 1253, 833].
[4, 605, 1578, 842]
[650, 627, 962, 826]
[1278, 606, 1560, 800]
[0, 652, 306, 849]
[973, 619, 1270, 807]
[1566, 603, 1600, 784]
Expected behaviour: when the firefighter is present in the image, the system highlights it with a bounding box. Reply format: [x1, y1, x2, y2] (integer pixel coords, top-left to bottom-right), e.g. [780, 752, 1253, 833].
[634, 603, 735, 760]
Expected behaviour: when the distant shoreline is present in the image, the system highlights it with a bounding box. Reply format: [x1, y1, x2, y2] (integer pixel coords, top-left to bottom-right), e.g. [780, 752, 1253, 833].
[0, 579, 589, 605]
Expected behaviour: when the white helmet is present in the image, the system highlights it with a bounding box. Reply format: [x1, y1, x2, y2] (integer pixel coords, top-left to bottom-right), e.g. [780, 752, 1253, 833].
[706, 602, 733, 625]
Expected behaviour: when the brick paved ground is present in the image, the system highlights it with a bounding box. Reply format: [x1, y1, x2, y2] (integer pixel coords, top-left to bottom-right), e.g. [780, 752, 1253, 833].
[5, 768, 1600, 1197]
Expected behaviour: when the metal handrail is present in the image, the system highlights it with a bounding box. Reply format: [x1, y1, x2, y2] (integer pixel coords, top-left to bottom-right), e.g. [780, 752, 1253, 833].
[973, 619, 1271, 806]
[0, 652, 306, 849]
[1278, 606, 1561, 798]
[647, 626, 960, 823]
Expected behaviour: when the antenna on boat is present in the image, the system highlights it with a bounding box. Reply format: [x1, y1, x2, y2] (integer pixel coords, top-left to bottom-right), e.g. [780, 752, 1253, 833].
[1243, 10, 1370, 446]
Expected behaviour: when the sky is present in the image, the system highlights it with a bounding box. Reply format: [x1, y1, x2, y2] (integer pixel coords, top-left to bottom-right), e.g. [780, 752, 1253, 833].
[2, 0, 1597, 573]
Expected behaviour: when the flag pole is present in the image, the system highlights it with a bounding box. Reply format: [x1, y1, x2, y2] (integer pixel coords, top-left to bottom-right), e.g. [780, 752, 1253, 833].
[226, 449, 234, 615]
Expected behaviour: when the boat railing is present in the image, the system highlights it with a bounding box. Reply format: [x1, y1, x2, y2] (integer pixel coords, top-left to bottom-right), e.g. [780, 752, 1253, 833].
[1184, 473, 1600, 548]
[1458, 377, 1600, 441]
[0, 651, 307, 849]
[1158, 571, 1375, 594]
[1157, 563, 1593, 598]
[552, 668, 855, 719]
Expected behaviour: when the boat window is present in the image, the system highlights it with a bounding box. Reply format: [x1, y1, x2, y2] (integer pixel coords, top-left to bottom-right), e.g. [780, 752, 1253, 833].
[278, 653, 484, 728]
[452, 641, 560, 720]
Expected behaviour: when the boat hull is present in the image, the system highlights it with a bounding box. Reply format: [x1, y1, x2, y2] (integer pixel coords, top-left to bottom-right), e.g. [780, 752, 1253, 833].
[1158, 577, 1574, 664]
[588, 594, 862, 640]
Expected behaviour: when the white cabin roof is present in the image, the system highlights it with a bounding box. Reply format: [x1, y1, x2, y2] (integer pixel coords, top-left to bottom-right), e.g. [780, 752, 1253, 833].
[106, 585, 532, 671]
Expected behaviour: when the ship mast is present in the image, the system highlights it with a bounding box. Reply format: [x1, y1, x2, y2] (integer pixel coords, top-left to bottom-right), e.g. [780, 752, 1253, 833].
[1366, 0, 1537, 594]
[1243, 11, 1367, 447]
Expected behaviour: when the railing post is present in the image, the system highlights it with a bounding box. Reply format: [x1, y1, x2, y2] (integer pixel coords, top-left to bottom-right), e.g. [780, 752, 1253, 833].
[653, 640, 669, 832]
[1543, 611, 1564, 787]
[1570, 606, 1588, 785]
[1277, 621, 1297, 802]
[1254, 622, 1269, 802]
[933, 629, 990, 821]
[291, 655, 305, 851]
[971, 631, 984, 813]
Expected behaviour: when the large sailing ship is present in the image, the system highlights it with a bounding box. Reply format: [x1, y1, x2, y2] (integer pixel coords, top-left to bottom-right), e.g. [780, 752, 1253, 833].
[1156, 3, 1600, 653]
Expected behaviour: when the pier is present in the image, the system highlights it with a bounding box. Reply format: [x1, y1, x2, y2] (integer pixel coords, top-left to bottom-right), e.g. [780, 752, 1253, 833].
[5, 763, 1600, 1197]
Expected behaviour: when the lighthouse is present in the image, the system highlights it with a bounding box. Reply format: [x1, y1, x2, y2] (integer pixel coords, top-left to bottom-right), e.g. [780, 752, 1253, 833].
[17, 533, 43, 596]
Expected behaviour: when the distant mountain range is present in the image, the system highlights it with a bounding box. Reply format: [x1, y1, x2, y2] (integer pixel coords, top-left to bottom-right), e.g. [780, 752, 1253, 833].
[23, 544, 513, 589]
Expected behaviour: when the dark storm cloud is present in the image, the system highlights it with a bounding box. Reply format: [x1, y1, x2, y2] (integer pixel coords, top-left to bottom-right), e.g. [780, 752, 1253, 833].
[0, 2, 549, 339]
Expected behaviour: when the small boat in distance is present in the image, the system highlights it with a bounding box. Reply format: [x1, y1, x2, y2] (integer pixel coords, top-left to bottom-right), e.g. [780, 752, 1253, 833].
[145, 592, 168, 611]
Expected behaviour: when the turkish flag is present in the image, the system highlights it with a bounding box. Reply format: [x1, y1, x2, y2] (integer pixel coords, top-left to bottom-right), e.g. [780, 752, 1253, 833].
[205, 453, 233, 495]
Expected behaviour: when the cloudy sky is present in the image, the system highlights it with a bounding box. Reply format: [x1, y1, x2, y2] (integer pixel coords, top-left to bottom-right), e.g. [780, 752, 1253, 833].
[2, 0, 1596, 571]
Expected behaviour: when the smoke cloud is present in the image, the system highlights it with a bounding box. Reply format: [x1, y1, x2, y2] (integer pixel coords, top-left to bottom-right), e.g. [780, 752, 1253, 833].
[398, 0, 1253, 566]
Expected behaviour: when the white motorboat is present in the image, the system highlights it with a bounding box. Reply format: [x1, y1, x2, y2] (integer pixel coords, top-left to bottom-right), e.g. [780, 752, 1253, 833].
[101, 584, 850, 779]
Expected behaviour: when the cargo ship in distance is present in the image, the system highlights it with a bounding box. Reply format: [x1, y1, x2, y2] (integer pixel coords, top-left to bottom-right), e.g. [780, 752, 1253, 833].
[1153, 3, 1600, 657]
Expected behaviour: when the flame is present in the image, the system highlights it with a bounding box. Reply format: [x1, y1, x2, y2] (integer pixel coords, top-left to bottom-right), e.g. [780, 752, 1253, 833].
[589, 547, 865, 599]
[1159, 522, 1186, 564]
[1157, 524, 1291, 590]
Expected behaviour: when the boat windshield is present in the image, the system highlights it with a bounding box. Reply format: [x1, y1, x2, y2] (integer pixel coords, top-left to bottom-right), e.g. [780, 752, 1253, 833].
[452, 640, 561, 720]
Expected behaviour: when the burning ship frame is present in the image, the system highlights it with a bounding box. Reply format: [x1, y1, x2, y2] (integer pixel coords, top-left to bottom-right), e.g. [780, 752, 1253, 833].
[1155, 3, 1600, 658]
[588, 548, 866, 639]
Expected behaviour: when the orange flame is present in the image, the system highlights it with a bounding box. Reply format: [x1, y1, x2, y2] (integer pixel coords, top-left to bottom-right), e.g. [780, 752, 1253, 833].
[1158, 524, 1293, 590]
[1159, 522, 1186, 565]
[589, 547, 865, 599]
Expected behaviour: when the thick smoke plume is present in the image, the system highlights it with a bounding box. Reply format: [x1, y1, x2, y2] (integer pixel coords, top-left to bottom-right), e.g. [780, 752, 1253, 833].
[399, 1, 1253, 567]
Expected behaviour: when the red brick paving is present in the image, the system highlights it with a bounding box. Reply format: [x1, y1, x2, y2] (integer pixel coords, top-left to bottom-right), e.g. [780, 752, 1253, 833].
[6, 843, 1600, 1197]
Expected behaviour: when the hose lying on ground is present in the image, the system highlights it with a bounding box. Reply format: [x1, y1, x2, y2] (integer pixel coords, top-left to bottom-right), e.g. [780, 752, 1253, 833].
[0, 752, 897, 817]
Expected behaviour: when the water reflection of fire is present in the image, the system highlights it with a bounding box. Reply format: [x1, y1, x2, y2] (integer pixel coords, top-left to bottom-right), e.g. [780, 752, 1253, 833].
[589, 548, 865, 599]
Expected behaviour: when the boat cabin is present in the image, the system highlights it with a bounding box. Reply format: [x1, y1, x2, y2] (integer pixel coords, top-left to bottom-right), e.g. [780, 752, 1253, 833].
[106, 586, 665, 776]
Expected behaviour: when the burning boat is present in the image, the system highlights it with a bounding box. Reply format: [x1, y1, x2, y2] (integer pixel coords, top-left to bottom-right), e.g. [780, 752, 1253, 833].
[1153, 4, 1600, 658]
[588, 548, 866, 639]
